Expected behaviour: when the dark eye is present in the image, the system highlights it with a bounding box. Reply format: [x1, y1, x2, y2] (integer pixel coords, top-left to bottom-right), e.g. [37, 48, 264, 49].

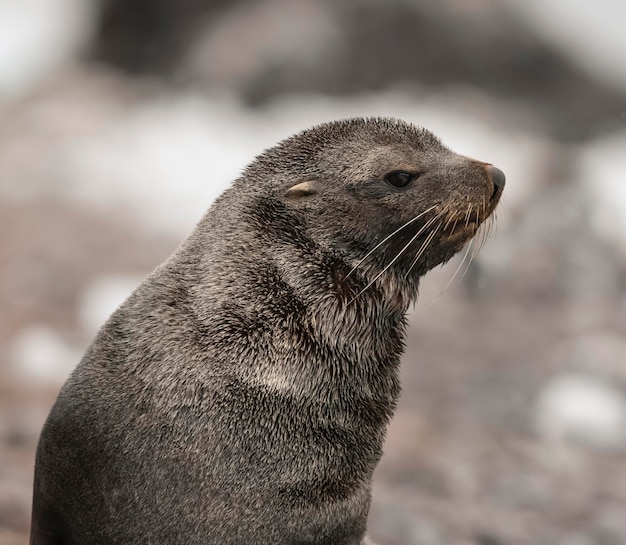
[384, 171, 417, 189]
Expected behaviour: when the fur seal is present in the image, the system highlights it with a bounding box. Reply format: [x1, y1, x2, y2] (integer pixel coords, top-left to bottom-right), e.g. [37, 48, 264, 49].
[30, 117, 504, 545]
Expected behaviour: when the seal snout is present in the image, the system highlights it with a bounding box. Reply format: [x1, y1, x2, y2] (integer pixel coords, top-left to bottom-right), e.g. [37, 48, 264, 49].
[486, 165, 505, 200]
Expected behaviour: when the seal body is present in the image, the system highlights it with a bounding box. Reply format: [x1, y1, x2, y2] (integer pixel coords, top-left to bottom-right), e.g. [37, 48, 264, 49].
[30, 118, 504, 545]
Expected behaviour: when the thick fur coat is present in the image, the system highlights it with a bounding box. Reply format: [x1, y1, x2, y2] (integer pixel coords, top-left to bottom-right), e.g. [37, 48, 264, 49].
[31, 118, 503, 545]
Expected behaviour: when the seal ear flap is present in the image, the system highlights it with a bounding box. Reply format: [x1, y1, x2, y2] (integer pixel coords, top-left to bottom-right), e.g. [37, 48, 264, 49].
[285, 181, 317, 198]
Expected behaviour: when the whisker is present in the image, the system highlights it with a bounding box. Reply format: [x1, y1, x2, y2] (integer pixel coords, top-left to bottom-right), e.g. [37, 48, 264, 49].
[405, 206, 451, 278]
[345, 204, 438, 279]
[436, 203, 450, 219]
[441, 199, 458, 232]
[420, 237, 474, 312]
[433, 202, 451, 226]
[481, 197, 486, 227]
[451, 216, 459, 235]
[419, 197, 499, 311]
[444, 213, 455, 231]
[478, 215, 493, 257]
[488, 214, 495, 239]
[458, 240, 480, 285]
[481, 222, 490, 253]
[474, 220, 488, 259]
[472, 224, 485, 260]
[351, 214, 441, 301]
[403, 223, 440, 278]
[465, 203, 473, 228]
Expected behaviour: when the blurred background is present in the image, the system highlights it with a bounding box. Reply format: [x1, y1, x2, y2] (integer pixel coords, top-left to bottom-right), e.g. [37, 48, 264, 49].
[1, 1, 626, 543]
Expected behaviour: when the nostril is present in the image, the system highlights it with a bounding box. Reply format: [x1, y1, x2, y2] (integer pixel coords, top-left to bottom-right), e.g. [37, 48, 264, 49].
[487, 165, 506, 191]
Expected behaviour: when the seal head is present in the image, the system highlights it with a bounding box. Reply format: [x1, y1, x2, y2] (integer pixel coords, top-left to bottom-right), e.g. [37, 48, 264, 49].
[247, 117, 503, 307]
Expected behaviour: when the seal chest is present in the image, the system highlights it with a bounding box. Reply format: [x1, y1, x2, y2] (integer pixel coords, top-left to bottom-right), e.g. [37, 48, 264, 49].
[30, 117, 504, 545]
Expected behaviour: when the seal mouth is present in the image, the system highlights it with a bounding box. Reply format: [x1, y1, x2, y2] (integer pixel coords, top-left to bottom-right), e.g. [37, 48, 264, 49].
[441, 200, 492, 235]
[435, 185, 501, 256]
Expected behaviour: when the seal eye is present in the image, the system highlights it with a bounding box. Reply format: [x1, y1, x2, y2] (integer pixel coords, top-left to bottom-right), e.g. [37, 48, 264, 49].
[384, 171, 417, 189]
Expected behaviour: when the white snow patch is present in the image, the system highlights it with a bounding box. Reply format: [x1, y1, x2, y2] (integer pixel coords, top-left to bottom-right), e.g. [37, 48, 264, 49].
[536, 373, 626, 449]
[580, 131, 626, 259]
[78, 275, 143, 337]
[11, 276, 144, 381]
[0, 0, 95, 97]
[11, 325, 82, 383]
[67, 95, 281, 236]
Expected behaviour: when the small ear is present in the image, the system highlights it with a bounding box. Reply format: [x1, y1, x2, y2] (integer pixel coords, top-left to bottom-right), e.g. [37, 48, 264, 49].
[285, 181, 317, 198]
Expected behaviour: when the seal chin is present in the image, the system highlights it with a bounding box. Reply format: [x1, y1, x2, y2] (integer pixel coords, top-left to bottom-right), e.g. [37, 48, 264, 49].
[442, 222, 479, 247]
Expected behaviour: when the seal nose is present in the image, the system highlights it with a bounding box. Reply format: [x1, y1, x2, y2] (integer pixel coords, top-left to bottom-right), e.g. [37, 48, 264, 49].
[487, 165, 506, 192]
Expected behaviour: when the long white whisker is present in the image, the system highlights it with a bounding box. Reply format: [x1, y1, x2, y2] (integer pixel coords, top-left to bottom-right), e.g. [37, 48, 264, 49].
[450, 216, 459, 235]
[444, 215, 455, 231]
[458, 244, 479, 285]
[351, 214, 440, 301]
[465, 203, 473, 228]
[420, 238, 474, 312]
[472, 226, 484, 260]
[404, 224, 440, 278]
[403, 202, 452, 278]
[345, 204, 438, 278]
